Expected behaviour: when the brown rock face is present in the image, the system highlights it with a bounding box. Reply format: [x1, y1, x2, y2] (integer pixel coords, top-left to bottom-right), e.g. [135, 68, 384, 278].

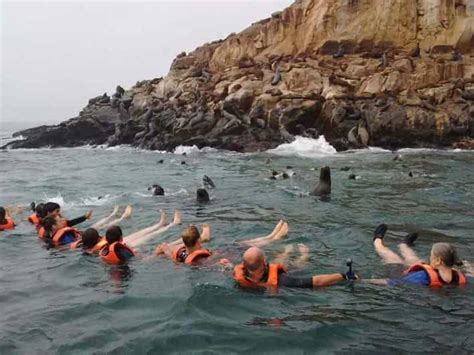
[7, 0, 474, 151]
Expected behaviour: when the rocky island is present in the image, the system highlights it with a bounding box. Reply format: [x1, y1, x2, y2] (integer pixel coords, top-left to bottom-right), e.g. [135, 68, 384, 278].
[5, 0, 474, 151]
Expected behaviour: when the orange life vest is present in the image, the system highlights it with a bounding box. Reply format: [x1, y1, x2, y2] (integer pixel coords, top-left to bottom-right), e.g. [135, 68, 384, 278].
[405, 263, 466, 287]
[37, 226, 46, 239]
[172, 246, 212, 265]
[28, 213, 40, 225]
[51, 227, 81, 246]
[233, 263, 287, 288]
[99, 242, 135, 265]
[0, 218, 15, 231]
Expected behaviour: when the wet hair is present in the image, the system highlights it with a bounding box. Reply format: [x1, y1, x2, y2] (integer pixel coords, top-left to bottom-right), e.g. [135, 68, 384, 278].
[35, 203, 45, 218]
[0, 207, 6, 223]
[82, 228, 101, 248]
[105, 226, 123, 244]
[181, 225, 200, 248]
[41, 215, 59, 241]
[431, 243, 463, 267]
[43, 202, 61, 215]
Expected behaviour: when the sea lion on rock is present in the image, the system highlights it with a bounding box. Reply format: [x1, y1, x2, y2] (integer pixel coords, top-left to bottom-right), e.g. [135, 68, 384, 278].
[203, 175, 216, 189]
[196, 188, 210, 203]
[310, 166, 331, 196]
[271, 67, 281, 86]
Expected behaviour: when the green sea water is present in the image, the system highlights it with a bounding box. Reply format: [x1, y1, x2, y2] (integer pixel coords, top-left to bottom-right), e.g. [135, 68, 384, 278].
[1, 133, 473, 353]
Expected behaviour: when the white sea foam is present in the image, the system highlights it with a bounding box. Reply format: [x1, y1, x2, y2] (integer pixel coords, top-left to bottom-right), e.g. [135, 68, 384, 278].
[41, 192, 118, 208]
[268, 136, 337, 158]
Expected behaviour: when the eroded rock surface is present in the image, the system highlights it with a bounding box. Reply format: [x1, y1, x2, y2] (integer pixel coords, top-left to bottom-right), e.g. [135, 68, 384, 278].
[6, 0, 474, 151]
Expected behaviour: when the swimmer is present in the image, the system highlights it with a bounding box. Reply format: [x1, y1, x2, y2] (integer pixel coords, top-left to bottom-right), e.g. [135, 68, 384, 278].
[43, 202, 92, 226]
[40, 215, 81, 247]
[28, 202, 44, 225]
[366, 224, 472, 287]
[99, 210, 182, 265]
[155, 224, 212, 265]
[233, 246, 357, 289]
[37, 202, 92, 238]
[71, 227, 108, 254]
[0, 207, 15, 231]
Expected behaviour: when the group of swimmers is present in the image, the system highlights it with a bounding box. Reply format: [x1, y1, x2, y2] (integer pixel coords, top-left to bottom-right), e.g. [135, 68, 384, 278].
[1, 202, 472, 289]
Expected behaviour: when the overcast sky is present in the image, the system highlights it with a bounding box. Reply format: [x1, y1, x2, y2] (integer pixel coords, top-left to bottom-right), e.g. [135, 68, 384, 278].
[1, 0, 292, 129]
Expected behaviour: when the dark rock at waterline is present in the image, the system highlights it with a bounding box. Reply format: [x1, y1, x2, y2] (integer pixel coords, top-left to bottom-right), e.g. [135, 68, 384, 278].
[340, 166, 350, 171]
[310, 166, 331, 196]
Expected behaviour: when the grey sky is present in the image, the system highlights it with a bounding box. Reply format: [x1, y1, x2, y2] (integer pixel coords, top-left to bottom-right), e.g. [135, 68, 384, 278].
[1, 0, 292, 129]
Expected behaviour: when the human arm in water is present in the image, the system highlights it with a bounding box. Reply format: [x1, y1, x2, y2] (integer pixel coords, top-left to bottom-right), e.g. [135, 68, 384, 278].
[67, 210, 93, 227]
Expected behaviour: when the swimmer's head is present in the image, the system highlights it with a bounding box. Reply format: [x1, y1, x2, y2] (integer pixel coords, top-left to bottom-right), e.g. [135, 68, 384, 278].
[105, 226, 123, 244]
[42, 215, 62, 235]
[35, 203, 45, 218]
[243, 247, 266, 272]
[430, 242, 462, 268]
[181, 225, 200, 248]
[43, 202, 61, 218]
[82, 228, 101, 248]
[0, 207, 5, 221]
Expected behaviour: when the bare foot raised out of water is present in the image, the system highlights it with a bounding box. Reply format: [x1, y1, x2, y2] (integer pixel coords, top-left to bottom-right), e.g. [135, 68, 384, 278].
[158, 209, 167, 226]
[111, 205, 120, 216]
[272, 222, 289, 241]
[173, 210, 182, 225]
[200, 223, 211, 242]
[270, 220, 284, 237]
[122, 205, 133, 219]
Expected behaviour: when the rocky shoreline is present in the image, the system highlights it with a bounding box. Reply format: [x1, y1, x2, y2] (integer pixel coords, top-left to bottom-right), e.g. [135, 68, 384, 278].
[4, 0, 474, 152]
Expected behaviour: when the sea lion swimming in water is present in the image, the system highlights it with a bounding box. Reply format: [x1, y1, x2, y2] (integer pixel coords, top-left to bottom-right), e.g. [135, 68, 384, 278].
[310, 166, 331, 196]
[202, 175, 215, 189]
[196, 188, 210, 203]
[148, 184, 165, 196]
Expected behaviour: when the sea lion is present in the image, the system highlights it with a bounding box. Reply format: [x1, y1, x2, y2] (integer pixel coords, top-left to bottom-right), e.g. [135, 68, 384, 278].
[196, 188, 210, 203]
[310, 166, 331, 196]
[271, 67, 281, 86]
[203, 175, 216, 189]
[148, 184, 165, 196]
[157, 159, 164, 164]
[393, 154, 403, 161]
[181, 161, 187, 165]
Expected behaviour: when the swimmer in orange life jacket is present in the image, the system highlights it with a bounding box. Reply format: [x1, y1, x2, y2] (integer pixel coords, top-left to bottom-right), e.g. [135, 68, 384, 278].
[366, 224, 472, 287]
[28, 203, 44, 225]
[0, 207, 16, 231]
[233, 246, 357, 289]
[36, 202, 93, 239]
[155, 224, 212, 265]
[41, 215, 81, 247]
[99, 210, 182, 265]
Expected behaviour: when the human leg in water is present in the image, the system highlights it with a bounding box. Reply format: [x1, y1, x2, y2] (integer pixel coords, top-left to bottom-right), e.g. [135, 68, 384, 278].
[241, 220, 289, 247]
[125, 210, 182, 249]
[373, 224, 404, 265]
[398, 233, 422, 266]
[90, 206, 120, 229]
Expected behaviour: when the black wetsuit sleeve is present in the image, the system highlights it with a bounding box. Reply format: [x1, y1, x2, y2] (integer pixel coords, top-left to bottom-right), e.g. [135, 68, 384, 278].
[66, 215, 87, 227]
[278, 273, 313, 288]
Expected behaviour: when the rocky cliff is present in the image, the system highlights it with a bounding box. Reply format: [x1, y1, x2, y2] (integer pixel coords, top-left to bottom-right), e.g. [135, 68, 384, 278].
[6, 0, 474, 151]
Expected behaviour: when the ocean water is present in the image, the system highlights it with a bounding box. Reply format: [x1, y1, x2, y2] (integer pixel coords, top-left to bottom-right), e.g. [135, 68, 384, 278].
[1, 130, 474, 353]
